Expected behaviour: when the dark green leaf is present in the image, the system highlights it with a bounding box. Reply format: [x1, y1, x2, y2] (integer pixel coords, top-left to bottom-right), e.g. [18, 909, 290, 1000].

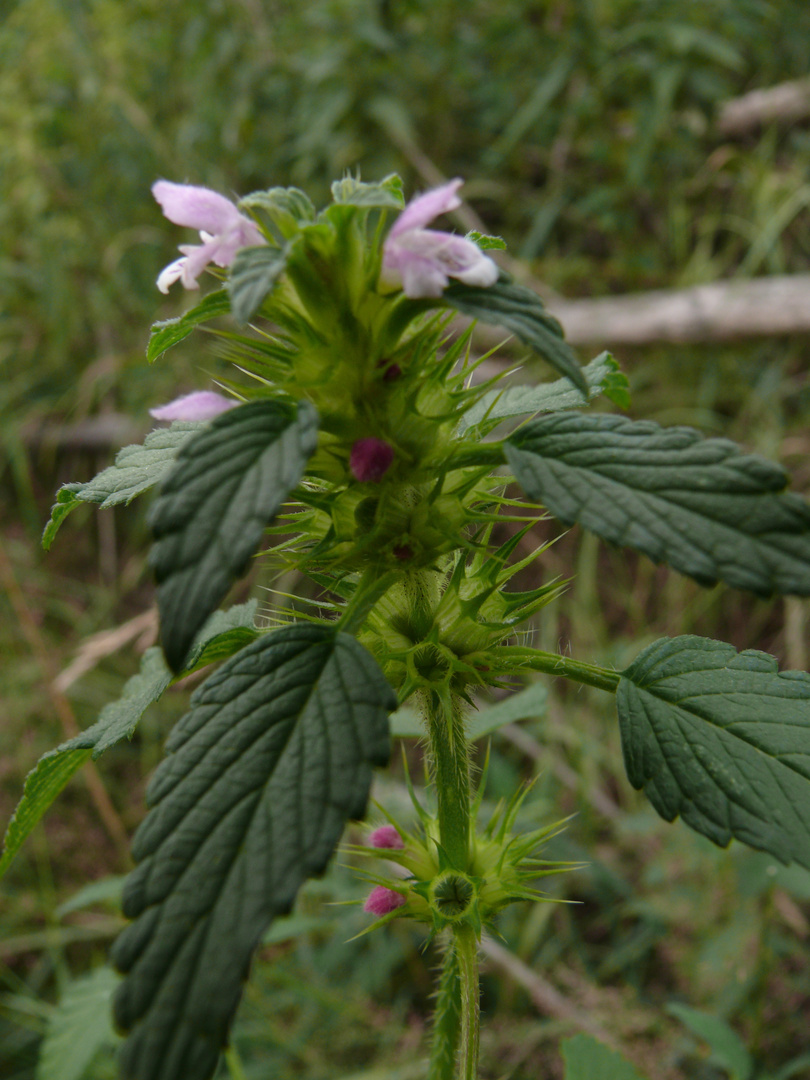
[443, 276, 587, 396]
[111, 624, 394, 1080]
[147, 291, 231, 363]
[41, 423, 205, 549]
[0, 602, 259, 879]
[505, 412, 810, 596]
[228, 245, 289, 324]
[459, 352, 625, 434]
[150, 399, 318, 671]
[562, 1035, 646, 1080]
[618, 635, 810, 868]
[330, 174, 405, 209]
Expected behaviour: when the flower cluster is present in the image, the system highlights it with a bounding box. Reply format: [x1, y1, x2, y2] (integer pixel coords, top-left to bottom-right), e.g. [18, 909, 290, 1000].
[355, 788, 571, 936]
[148, 175, 499, 422]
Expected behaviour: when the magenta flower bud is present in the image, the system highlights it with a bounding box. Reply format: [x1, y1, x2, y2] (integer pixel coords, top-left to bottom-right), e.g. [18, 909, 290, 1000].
[350, 438, 394, 483]
[368, 824, 404, 850]
[363, 886, 406, 916]
[149, 391, 238, 422]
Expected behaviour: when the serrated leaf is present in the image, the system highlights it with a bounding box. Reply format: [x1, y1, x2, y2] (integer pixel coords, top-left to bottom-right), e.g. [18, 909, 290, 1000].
[41, 423, 204, 549]
[239, 187, 316, 237]
[147, 290, 232, 363]
[667, 1004, 753, 1080]
[330, 174, 405, 209]
[465, 230, 507, 251]
[562, 1034, 646, 1080]
[37, 967, 121, 1080]
[42, 484, 84, 550]
[617, 635, 810, 868]
[505, 412, 810, 596]
[443, 276, 587, 396]
[459, 352, 624, 434]
[0, 603, 259, 879]
[111, 624, 395, 1080]
[228, 245, 289, 324]
[150, 398, 318, 671]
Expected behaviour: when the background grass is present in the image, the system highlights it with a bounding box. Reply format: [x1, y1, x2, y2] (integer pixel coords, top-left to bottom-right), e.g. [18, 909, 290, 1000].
[3, 1, 810, 1077]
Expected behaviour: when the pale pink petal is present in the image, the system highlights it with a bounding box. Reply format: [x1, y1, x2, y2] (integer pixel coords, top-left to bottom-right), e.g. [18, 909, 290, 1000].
[152, 181, 243, 234]
[363, 886, 406, 916]
[396, 257, 450, 299]
[149, 391, 238, 422]
[368, 825, 404, 849]
[156, 256, 190, 295]
[177, 238, 228, 284]
[389, 179, 463, 238]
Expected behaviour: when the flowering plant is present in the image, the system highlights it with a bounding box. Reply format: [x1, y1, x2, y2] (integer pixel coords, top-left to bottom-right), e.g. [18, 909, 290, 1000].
[8, 173, 810, 1080]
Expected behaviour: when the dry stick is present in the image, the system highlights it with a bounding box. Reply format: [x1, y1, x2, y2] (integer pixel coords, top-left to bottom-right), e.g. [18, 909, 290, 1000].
[383, 124, 810, 347]
[717, 77, 810, 136]
[54, 607, 157, 693]
[460, 273, 810, 348]
[479, 935, 617, 1048]
[0, 537, 132, 863]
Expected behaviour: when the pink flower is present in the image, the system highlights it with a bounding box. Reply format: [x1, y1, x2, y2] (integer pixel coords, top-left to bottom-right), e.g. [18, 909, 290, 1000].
[152, 180, 265, 293]
[149, 390, 238, 422]
[350, 438, 394, 483]
[364, 886, 406, 916]
[382, 179, 499, 299]
[368, 824, 404, 849]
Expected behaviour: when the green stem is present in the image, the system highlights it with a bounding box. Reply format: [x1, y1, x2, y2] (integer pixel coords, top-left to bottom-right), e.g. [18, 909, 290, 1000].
[427, 936, 462, 1080]
[499, 646, 621, 693]
[455, 924, 480, 1080]
[337, 568, 399, 635]
[423, 690, 471, 871]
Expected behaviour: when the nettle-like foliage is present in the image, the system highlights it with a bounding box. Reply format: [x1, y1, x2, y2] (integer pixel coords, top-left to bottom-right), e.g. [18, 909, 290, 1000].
[7, 173, 810, 1080]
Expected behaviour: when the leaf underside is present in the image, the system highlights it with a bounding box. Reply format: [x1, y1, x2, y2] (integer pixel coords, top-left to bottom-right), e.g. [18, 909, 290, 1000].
[505, 412, 810, 596]
[150, 398, 319, 672]
[0, 602, 260, 880]
[111, 624, 394, 1080]
[458, 351, 624, 434]
[41, 422, 204, 549]
[443, 276, 588, 396]
[147, 290, 232, 363]
[618, 635, 810, 868]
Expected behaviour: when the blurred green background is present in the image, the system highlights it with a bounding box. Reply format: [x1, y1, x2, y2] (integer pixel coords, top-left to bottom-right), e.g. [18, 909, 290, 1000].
[3, 1, 810, 1078]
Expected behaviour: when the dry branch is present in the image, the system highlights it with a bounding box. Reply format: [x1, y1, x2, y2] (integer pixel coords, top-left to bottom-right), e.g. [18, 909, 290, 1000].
[463, 274, 810, 349]
[718, 78, 810, 136]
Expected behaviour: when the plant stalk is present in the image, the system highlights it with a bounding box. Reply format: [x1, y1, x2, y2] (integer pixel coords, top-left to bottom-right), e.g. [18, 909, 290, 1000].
[427, 936, 462, 1080]
[455, 924, 480, 1080]
[499, 645, 621, 693]
[423, 689, 471, 871]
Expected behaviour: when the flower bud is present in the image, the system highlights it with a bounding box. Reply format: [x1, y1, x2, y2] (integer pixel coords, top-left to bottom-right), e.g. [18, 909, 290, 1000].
[350, 438, 394, 483]
[363, 885, 406, 916]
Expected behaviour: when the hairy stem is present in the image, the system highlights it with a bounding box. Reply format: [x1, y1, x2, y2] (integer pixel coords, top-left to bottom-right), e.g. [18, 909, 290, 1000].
[499, 645, 621, 693]
[423, 689, 471, 870]
[455, 924, 480, 1080]
[428, 937, 462, 1080]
